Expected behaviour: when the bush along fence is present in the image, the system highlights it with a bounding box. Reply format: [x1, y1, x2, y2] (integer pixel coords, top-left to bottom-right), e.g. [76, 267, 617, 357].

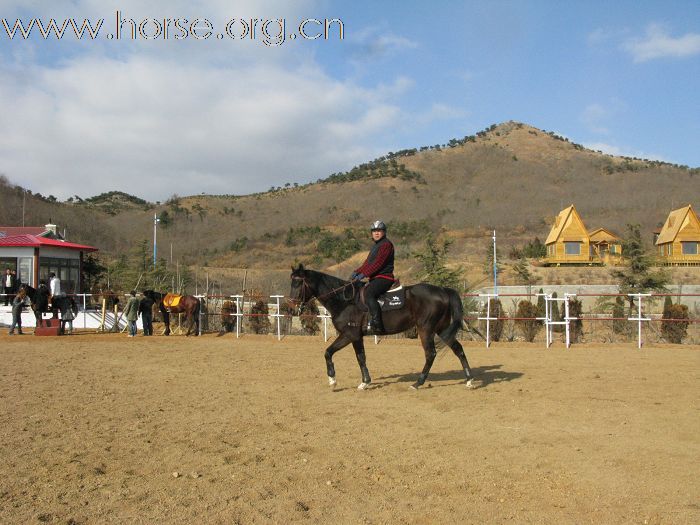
[4, 291, 699, 347]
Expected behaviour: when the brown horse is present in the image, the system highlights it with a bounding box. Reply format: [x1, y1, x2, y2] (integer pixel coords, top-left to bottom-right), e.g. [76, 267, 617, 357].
[289, 264, 474, 390]
[142, 290, 201, 336]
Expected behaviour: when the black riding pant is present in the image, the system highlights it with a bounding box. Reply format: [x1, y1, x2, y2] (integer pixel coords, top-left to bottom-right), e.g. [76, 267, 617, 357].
[365, 278, 393, 320]
[142, 311, 153, 335]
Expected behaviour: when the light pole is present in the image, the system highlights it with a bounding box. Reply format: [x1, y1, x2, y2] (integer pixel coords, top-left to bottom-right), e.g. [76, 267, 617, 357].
[153, 213, 160, 267]
[493, 229, 498, 295]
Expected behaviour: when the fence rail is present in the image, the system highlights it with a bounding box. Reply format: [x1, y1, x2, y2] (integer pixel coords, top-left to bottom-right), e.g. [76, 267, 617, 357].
[2, 290, 699, 346]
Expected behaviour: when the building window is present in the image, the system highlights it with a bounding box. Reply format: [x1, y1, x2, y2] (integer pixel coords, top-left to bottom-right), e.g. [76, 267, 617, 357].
[39, 257, 80, 294]
[682, 242, 699, 255]
[18, 257, 32, 285]
[565, 242, 581, 255]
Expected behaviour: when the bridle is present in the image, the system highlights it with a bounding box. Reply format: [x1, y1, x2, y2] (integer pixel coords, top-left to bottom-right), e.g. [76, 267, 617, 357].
[290, 274, 355, 309]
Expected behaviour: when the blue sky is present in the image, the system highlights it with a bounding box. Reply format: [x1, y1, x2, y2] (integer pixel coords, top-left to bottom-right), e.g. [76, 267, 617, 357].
[1, 0, 698, 200]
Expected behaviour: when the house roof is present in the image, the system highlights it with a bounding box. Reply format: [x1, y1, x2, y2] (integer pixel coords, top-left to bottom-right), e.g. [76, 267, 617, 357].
[655, 205, 698, 245]
[0, 234, 97, 252]
[0, 226, 64, 240]
[545, 205, 588, 245]
[588, 228, 621, 243]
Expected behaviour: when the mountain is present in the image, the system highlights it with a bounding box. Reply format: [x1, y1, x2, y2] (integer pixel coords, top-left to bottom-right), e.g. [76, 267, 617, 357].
[1, 122, 698, 286]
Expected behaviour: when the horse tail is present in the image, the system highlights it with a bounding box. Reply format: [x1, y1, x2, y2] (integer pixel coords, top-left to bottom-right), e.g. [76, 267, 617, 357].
[438, 287, 464, 344]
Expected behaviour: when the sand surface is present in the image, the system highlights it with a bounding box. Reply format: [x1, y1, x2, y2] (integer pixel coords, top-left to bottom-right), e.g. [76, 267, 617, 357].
[1, 333, 698, 524]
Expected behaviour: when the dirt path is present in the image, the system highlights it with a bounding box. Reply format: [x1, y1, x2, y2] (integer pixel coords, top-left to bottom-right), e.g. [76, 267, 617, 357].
[1, 333, 698, 524]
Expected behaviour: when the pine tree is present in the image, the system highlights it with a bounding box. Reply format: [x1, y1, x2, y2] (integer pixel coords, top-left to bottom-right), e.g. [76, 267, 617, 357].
[414, 235, 462, 288]
[611, 224, 668, 309]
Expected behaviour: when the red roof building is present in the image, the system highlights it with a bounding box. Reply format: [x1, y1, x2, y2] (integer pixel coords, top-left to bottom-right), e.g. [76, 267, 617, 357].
[0, 225, 98, 294]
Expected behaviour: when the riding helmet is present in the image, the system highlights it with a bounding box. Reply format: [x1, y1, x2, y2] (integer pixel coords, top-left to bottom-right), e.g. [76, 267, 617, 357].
[370, 220, 387, 231]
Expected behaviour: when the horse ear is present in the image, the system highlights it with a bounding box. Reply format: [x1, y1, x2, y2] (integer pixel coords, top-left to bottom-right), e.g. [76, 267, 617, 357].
[298, 263, 305, 271]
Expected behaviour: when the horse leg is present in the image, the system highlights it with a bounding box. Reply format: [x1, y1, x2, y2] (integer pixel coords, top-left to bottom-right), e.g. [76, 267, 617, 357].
[324, 333, 352, 388]
[442, 337, 475, 388]
[412, 329, 438, 389]
[163, 309, 170, 336]
[352, 339, 372, 390]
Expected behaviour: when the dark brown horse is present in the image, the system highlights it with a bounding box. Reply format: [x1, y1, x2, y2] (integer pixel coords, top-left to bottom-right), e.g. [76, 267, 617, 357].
[19, 283, 50, 327]
[289, 264, 474, 390]
[142, 290, 201, 336]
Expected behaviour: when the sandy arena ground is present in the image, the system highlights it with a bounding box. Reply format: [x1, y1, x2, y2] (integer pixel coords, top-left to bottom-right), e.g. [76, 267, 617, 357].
[1, 332, 698, 524]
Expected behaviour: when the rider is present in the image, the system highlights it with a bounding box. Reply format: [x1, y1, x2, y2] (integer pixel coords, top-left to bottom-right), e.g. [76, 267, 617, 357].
[351, 220, 395, 335]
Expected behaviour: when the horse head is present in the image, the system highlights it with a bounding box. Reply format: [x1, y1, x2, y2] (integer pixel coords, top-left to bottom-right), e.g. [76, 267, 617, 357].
[290, 264, 315, 310]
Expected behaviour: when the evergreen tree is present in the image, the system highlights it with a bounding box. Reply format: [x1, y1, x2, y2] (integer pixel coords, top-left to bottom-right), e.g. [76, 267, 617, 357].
[536, 288, 546, 324]
[483, 237, 503, 278]
[414, 235, 462, 288]
[611, 224, 668, 309]
[516, 300, 541, 342]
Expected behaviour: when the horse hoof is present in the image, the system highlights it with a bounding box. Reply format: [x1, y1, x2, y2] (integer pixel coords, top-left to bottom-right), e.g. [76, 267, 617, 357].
[328, 376, 337, 387]
[410, 384, 419, 390]
[466, 379, 476, 389]
[357, 382, 370, 390]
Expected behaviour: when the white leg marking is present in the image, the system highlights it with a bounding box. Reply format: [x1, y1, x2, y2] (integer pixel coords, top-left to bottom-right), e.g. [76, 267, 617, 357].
[328, 376, 337, 387]
[466, 379, 475, 389]
[357, 382, 370, 390]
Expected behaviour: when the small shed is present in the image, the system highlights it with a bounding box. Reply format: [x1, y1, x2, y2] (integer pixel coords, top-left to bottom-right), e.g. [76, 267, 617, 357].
[655, 205, 700, 265]
[544, 205, 591, 265]
[0, 224, 97, 293]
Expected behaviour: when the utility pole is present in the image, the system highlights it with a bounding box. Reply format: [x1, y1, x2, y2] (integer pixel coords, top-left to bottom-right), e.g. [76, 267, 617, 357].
[493, 229, 498, 295]
[153, 213, 160, 267]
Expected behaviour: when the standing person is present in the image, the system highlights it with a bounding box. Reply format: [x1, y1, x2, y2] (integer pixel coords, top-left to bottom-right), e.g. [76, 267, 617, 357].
[123, 291, 140, 337]
[8, 287, 26, 335]
[3, 268, 15, 306]
[139, 293, 155, 336]
[351, 220, 395, 335]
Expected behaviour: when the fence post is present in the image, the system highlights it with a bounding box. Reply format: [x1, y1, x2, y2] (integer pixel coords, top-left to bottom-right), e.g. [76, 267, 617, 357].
[195, 294, 205, 335]
[232, 294, 243, 339]
[564, 293, 576, 349]
[628, 293, 651, 349]
[536, 292, 550, 348]
[271, 295, 284, 341]
[478, 293, 498, 348]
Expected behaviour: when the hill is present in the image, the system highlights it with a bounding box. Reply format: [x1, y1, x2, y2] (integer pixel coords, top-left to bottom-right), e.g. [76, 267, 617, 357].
[1, 122, 698, 289]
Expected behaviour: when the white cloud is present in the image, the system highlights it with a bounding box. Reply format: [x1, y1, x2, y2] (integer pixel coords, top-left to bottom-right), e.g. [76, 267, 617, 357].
[0, 55, 407, 200]
[623, 23, 700, 62]
[0, 0, 425, 200]
[581, 103, 610, 135]
[582, 142, 666, 162]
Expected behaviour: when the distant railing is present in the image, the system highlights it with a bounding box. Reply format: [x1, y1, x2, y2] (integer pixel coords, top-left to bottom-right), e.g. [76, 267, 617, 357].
[3, 290, 699, 347]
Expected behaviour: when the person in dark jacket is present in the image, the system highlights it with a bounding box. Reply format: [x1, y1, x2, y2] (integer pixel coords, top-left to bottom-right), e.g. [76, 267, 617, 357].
[139, 294, 155, 336]
[8, 287, 26, 335]
[351, 220, 395, 335]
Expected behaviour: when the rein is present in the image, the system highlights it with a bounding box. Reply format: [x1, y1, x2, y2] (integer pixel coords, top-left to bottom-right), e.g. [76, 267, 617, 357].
[291, 275, 355, 308]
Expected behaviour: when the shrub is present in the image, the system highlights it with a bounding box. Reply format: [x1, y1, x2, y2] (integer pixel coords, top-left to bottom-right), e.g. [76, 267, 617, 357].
[612, 296, 629, 336]
[661, 302, 689, 344]
[249, 300, 271, 334]
[480, 298, 504, 342]
[299, 299, 320, 335]
[568, 297, 583, 343]
[515, 300, 540, 342]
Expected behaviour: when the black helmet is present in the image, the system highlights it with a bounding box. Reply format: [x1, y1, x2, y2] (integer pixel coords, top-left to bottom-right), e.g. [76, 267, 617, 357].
[370, 220, 386, 231]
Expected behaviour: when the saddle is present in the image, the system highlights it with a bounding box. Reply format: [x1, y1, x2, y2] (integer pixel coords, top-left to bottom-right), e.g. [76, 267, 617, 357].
[356, 281, 405, 312]
[162, 293, 182, 308]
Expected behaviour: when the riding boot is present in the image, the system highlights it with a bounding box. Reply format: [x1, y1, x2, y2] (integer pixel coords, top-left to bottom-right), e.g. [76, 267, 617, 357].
[371, 314, 386, 335]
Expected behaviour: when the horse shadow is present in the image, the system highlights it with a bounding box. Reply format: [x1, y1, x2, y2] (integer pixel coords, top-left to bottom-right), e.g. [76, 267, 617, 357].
[372, 365, 523, 390]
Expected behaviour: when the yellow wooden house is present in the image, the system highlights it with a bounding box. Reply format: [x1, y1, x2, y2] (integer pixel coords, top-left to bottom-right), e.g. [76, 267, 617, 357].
[544, 205, 623, 265]
[655, 205, 700, 265]
[545, 205, 591, 265]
